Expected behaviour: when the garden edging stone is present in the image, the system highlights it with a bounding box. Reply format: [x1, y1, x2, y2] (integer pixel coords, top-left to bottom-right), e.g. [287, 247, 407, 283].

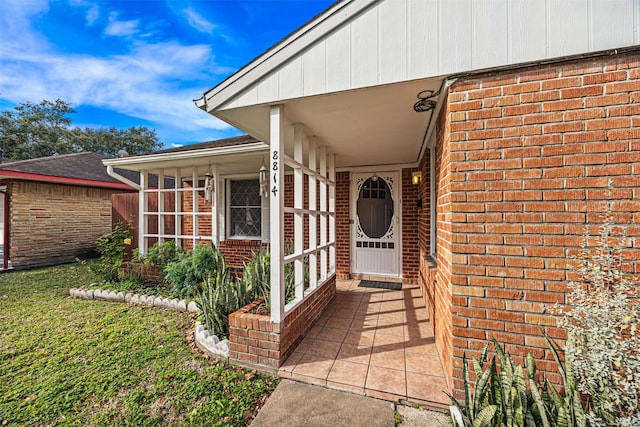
[69, 287, 229, 359]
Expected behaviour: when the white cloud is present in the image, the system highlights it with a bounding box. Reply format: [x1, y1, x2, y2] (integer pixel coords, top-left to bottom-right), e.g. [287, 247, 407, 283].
[85, 4, 99, 26]
[104, 13, 139, 36]
[183, 8, 215, 34]
[0, 0, 237, 145]
[0, 41, 233, 134]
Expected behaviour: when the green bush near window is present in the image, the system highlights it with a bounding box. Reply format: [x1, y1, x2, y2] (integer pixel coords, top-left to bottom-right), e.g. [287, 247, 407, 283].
[164, 242, 222, 300]
[163, 243, 267, 338]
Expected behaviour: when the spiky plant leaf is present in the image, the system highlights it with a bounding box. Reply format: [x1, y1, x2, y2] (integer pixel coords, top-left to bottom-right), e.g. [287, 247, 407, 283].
[473, 361, 493, 419]
[472, 405, 497, 427]
[463, 353, 472, 419]
[528, 378, 551, 427]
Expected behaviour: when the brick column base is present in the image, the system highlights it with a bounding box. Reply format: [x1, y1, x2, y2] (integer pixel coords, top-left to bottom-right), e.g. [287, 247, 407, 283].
[228, 275, 336, 371]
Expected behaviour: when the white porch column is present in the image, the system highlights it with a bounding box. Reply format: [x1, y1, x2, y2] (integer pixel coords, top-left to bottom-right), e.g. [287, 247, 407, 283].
[192, 168, 199, 248]
[174, 168, 182, 248]
[158, 169, 164, 243]
[293, 125, 304, 301]
[328, 153, 336, 273]
[138, 171, 148, 255]
[308, 136, 317, 289]
[270, 105, 285, 324]
[211, 164, 219, 245]
[319, 146, 327, 279]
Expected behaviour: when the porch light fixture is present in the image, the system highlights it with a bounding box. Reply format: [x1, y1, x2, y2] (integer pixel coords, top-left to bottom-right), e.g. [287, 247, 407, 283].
[413, 88, 441, 112]
[259, 162, 269, 198]
[204, 165, 214, 203]
[412, 171, 422, 185]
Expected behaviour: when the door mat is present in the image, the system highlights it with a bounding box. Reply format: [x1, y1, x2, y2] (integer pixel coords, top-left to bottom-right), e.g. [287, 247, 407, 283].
[357, 280, 402, 291]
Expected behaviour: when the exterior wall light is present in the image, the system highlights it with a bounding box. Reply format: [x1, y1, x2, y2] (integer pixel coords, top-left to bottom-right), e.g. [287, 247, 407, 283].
[259, 164, 269, 197]
[204, 172, 214, 202]
[412, 171, 422, 185]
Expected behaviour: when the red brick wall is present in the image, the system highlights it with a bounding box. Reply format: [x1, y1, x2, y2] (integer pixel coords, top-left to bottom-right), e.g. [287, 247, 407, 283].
[8, 181, 119, 268]
[335, 172, 350, 278]
[402, 168, 420, 282]
[419, 92, 456, 388]
[218, 240, 265, 270]
[444, 52, 640, 396]
[229, 276, 336, 369]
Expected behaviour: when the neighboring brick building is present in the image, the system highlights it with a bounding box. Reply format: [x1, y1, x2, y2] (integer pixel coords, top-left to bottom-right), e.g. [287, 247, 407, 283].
[0, 152, 136, 269]
[105, 0, 640, 401]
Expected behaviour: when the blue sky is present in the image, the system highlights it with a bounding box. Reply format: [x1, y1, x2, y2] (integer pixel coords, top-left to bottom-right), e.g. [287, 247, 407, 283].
[0, 0, 334, 148]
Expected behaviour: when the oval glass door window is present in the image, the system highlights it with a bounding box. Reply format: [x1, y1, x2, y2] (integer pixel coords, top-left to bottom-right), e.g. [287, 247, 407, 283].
[357, 177, 394, 239]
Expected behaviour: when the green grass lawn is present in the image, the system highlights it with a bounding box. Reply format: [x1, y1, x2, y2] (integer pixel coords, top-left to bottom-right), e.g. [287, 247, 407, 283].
[0, 264, 279, 426]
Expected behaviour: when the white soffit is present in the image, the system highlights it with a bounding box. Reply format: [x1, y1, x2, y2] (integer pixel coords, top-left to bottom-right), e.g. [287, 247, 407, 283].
[203, 0, 640, 113]
[214, 77, 443, 168]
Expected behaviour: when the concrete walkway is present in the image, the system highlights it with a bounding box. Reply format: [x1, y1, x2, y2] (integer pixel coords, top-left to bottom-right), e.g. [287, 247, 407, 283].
[252, 380, 395, 427]
[251, 380, 452, 427]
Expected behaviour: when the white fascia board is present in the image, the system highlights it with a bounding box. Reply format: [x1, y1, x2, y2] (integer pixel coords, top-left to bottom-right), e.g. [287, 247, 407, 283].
[102, 143, 269, 168]
[197, 0, 377, 112]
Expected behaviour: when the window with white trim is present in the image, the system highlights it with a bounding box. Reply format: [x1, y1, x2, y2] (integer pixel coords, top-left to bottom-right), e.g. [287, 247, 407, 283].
[228, 179, 261, 238]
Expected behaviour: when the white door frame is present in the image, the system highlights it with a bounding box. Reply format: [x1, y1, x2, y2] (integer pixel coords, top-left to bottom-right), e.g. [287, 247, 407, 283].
[350, 170, 402, 278]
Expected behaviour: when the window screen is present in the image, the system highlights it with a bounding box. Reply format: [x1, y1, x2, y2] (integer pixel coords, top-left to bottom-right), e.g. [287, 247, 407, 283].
[229, 179, 261, 238]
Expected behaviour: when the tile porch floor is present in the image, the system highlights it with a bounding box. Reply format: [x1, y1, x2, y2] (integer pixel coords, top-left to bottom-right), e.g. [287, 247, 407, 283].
[278, 279, 450, 407]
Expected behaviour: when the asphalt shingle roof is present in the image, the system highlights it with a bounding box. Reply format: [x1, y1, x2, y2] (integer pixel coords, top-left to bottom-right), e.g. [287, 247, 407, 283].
[152, 134, 260, 155]
[0, 152, 142, 187]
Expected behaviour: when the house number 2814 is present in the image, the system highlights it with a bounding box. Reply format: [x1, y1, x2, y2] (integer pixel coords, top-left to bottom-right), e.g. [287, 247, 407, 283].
[271, 150, 279, 197]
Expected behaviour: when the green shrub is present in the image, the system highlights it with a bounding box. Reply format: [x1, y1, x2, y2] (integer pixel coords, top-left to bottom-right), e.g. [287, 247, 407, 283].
[93, 223, 132, 282]
[136, 241, 183, 267]
[558, 213, 640, 426]
[164, 243, 219, 299]
[163, 243, 267, 338]
[126, 241, 183, 285]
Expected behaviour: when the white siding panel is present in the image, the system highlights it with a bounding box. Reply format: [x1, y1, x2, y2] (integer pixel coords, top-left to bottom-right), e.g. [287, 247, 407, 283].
[257, 72, 279, 104]
[230, 83, 258, 109]
[591, 0, 635, 50]
[548, 0, 589, 57]
[302, 41, 327, 96]
[351, 6, 379, 88]
[408, 0, 440, 80]
[440, 0, 472, 74]
[510, 0, 547, 63]
[219, 0, 640, 111]
[379, 0, 408, 83]
[279, 57, 303, 100]
[326, 25, 352, 93]
[472, 0, 509, 69]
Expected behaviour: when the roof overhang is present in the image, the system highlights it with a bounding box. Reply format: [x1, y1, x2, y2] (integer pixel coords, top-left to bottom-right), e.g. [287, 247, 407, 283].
[212, 77, 445, 169]
[195, 0, 373, 113]
[0, 170, 135, 190]
[103, 142, 270, 175]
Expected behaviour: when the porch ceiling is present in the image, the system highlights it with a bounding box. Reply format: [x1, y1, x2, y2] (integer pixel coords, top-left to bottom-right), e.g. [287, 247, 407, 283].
[214, 77, 443, 169]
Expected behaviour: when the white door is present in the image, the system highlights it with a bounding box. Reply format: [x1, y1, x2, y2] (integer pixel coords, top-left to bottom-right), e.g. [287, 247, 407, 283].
[351, 172, 400, 277]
